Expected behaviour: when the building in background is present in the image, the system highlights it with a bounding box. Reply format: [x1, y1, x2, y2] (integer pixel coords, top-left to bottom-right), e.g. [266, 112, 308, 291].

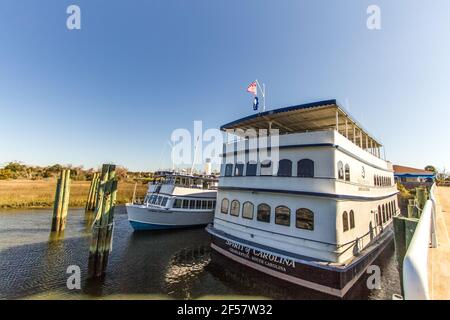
[393, 165, 435, 188]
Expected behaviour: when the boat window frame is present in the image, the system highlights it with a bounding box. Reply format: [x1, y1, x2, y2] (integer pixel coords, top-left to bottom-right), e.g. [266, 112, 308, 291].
[246, 161, 257, 176]
[275, 205, 291, 226]
[337, 161, 344, 180]
[173, 198, 182, 208]
[277, 159, 292, 177]
[234, 163, 245, 177]
[230, 200, 240, 216]
[242, 201, 254, 220]
[221, 198, 229, 214]
[343, 211, 349, 232]
[296, 208, 314, 231]
[297, 159, 314, 178]
[224, 164, 233, 177]
[344, 164, 350, 181]
[260, 160, 272, 176]
[257, 203, 271, 223]
[349, 210, 355, 229]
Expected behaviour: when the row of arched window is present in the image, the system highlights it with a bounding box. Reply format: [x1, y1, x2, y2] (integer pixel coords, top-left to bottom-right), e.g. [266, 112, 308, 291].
[223, 159, 314, 178]
[342, 210, 356, 232]
[374, 175, 392, 187]
[337, 161, 351, 181]
[376, 200, 396, 226]
[220, 198, 314, 230]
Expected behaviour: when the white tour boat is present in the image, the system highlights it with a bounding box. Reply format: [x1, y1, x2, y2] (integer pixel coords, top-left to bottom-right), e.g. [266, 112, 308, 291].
[206, 99, 398, 297]
[127, 172, 218, 230]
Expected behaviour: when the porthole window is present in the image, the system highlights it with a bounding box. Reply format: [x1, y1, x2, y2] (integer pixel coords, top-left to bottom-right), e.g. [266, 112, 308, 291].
[344, 164, 350, 181]
[343, 211, 349, 232]
[242, 201, 254, 220]
[296, 208, 314, 231]
[234, 163, 244, 176]
[349, 210, 355, 229]
[221, 198, 229, 214]
[337, 161, 344, 179]
[275, 206, 291, 226]
[230, 200, 240, 216]
[257, 203, 271, 223]
[298, 159, 314, 178]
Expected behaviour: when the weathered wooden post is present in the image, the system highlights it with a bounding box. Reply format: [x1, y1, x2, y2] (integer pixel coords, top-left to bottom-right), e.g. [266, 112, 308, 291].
[393, 215, 419, 295]
[51, 169, 71, 232]
[85, 172, 100, 211]
[416, 187, 427, 210]
[88, 164, 118, 278]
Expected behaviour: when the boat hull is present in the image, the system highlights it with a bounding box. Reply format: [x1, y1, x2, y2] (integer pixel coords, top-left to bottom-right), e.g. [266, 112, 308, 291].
[206, 224, 394, 297]
[126, 204, 214, 231]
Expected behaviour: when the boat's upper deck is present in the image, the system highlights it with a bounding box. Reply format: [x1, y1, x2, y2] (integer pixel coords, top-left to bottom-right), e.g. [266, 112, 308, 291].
[221, 99, 383, 159]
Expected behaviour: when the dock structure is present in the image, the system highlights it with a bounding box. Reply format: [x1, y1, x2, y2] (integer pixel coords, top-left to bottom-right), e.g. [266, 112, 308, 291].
[87, 164, 118, 278]
[85, 172, 100, 211]
[51, 169, 71, 232]
[428, 186, 450, 299]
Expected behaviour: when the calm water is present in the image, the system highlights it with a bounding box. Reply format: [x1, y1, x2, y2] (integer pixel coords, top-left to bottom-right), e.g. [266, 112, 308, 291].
[0, 207, 401, 300]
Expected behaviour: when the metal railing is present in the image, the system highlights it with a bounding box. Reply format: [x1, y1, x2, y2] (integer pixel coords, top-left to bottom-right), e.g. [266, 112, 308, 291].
[402, 183, 437, 300]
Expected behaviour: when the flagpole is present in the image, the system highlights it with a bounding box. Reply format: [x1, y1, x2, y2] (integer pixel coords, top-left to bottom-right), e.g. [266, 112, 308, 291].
[255, 79, 266, 112]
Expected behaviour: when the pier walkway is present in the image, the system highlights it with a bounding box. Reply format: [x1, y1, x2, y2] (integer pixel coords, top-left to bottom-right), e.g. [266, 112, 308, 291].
[428, 186, 450, 299]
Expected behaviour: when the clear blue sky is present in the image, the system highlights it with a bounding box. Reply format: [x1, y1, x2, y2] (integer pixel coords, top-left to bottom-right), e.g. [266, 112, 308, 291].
[1, 0, 449, 172]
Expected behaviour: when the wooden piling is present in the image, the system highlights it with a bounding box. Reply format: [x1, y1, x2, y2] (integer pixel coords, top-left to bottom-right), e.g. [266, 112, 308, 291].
[51, 169, 71, 232]
[86, 172, 100, 211]
[416, 187, 427, 210]
[393, 215, 419, 295]
[88, 164, 118, 278]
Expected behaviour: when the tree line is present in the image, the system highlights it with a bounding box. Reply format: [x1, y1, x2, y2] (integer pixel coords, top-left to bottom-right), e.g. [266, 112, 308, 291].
[0, 162, 154, 181]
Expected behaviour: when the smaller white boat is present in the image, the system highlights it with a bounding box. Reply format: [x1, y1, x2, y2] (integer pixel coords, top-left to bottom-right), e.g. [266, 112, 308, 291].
[126, 172, 218, 230]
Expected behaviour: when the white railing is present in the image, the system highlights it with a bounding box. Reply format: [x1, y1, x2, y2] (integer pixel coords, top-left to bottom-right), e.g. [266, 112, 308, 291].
[403, 183, 437, 300]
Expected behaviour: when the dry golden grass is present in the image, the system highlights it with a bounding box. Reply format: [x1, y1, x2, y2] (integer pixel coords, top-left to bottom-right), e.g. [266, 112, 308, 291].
[0, 179, 148, 209]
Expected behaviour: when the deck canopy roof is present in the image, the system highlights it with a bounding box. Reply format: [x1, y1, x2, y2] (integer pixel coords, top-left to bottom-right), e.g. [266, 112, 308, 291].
[220, 99, 383, 148]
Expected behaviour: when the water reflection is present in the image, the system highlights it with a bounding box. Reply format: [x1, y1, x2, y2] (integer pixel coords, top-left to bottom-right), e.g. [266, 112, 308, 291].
[0, 208, 400, 300]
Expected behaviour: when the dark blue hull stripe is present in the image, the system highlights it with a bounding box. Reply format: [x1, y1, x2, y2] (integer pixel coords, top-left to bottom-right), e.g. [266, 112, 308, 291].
[218, 186, 398, 201]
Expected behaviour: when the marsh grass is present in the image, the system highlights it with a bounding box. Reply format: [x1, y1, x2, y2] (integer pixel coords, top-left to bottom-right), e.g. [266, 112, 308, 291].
[0, 179, 148, 209]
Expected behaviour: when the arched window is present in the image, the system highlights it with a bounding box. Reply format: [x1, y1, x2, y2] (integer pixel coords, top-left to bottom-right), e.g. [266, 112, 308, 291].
[344, 164, 350, 181]
[224, 164, 233, 177]
[375, 211, 379, 225]
[343, 211, 349, 232]
[230, 200, 240, 216]
[234, 163, 244, 176]
[277, 159, 292, 177]
[374, 175, 377, 186]
[246, 161, 257, 176]
[221, 198, 229, 214]
[257, 204, 271, 223]
[337, 161, 344, 179]
[377, 205, 382, 226]
[382, 204, 386, 223]
[296, 208, 314, 230]
[298, 159, 314, 177]
[275, 206, 291, 226]
[260, 160, 272, 176]
[242, 201, 254, 220]
[349, 210, 355, 229]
